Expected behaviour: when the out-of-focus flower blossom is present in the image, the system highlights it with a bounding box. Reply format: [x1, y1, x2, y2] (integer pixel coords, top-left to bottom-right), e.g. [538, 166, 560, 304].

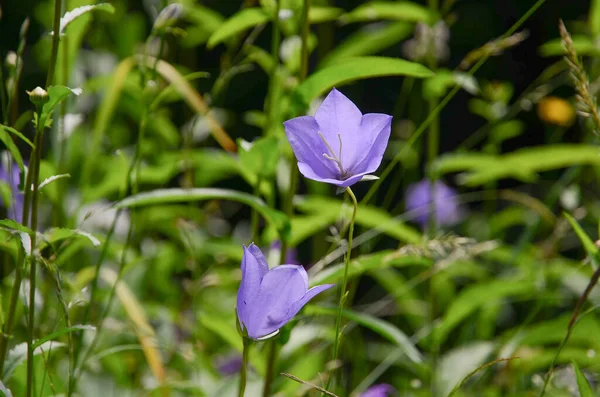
[405, 179, 462, 228]
[0, 160, 23, 223]
[284, 88, 392, 187]
[268, 240, 300, 266]
[360, 384, 396, 397]
[215, 354, 243, 376]
[403, 21, 450, 62]
[236, 244, 333, 340]
[537, 96, 575, 127]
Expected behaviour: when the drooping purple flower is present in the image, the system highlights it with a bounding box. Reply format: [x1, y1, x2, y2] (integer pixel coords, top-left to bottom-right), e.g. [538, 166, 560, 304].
[360, 384, 396, 397]
[283, 88, 392, 187]
[405, 179, 462, 228]
[236, 244, 334, 340]
[0, 162, 23, 223]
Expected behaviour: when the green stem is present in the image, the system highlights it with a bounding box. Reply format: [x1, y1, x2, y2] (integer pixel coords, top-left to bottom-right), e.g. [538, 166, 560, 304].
[265, 0, 281, 135]
[299, 0, 310, 82]
[327, 187, 357, 392]
[239, 338, 250, 397]
[26, 108, 46, 397]
[262, 339, 279, 397]
[46, 0, 62, 86]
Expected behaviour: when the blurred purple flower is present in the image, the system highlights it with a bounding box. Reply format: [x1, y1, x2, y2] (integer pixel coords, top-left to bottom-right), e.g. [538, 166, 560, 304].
[405, 179, 462, 228]
[269, 240, 300, 265]
[284, 88, 392, 187]
[236, 244, 333, 340]
[360, 384, 396, 397]
[215, 354, 243, 376]
[0, 162, 23, 223]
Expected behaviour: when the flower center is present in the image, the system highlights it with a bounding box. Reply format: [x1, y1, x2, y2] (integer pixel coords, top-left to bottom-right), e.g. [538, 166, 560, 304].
[318, 132, 351, 180]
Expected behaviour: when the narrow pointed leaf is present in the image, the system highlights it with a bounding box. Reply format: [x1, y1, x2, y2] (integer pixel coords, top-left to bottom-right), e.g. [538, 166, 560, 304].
[340, 1, 433, 24]
[58, 3, 115, 34]
[293, 56, 433, 107]
[207, 8, 270, 48]
[573, 361, 594, 397]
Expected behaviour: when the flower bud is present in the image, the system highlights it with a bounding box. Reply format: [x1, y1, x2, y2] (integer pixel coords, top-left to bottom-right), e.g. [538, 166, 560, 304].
[27, 86, 49, 107]
[153, 3, 183, 33]
[5, 51, 17, 70]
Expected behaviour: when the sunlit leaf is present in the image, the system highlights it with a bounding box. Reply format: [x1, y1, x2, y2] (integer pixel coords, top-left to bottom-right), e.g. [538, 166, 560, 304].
[320, 22, 414, 67]
[293, 56, 433, 108]
[116, 188, 290, 241]
[207, 8, 270, 48]
[340, 1, 432, 24]
[573, 361, 595, 397]
[57, 3, 115, 34]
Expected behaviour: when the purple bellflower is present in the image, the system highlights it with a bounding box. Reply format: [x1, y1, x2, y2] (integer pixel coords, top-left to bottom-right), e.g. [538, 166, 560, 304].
[0, 162, 23, 223]
[284, 88, 392, 187]
[405, 179, 462, 228]
[360, 384, 396, 397]
[236, 244, 334, 340]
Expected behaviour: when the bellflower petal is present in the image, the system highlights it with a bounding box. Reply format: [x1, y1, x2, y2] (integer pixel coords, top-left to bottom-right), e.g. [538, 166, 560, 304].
[284, 116, 339, 179]
[284, 88, 392, 187]
[360, 384, 396, 397]
[237, 244, 269, 331]
[236, 244, 334, 340]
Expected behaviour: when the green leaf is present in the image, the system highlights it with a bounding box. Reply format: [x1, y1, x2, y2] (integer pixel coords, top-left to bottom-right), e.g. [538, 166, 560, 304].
[32, 325, 96, 349]
[0, 381, 12, 397]
[296, 196, 421, 243]
[434, 144, 600, 186]
[41, 228, 101, 248]
[116, 188, 290, 241]
[3, 341, 66, 381]
[423, 69, 479, 100]
[293, 56, 433, 107]
[340, 1, 432, 24]
[238, 136, 280, 181]
[306, 305, 423, 364]
[564, 212, 599, 259]
[573, 361, 594, 397]
[0, 127, 24, 173]
[308, 6, 343, 23]
[207, 8, 271, 49]
[310, 251, 430, 286]
[591, 0, 600, 36]
[434, 278, 534, 345]
[539, 36, 600, 57]
[58, 3, 115, 34]
[38, 85, 82, 129]
[0, 220, 34, 235]
[319, 22, 414, 67]
[439, 342, 496, 397]
[0, 124, 34, 148]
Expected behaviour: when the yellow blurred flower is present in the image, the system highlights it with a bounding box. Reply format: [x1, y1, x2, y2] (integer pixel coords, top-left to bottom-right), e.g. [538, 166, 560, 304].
[537, 96, 575, 127]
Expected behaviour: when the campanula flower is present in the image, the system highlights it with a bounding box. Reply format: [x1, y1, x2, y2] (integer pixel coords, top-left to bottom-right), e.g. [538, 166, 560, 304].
[360, 384, 396, 397]
[236, 244, 333, 340]
[0, 161, 23, 223]
[283, 88, 392, 187]
[405, 179, 462, 228]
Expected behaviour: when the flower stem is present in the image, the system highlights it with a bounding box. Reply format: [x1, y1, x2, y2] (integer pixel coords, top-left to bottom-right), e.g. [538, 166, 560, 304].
[26, 103, 47, 397]
[328, 186, 357, 391]
[239, 338, 250, 397]
[262, 339, 279, 397]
